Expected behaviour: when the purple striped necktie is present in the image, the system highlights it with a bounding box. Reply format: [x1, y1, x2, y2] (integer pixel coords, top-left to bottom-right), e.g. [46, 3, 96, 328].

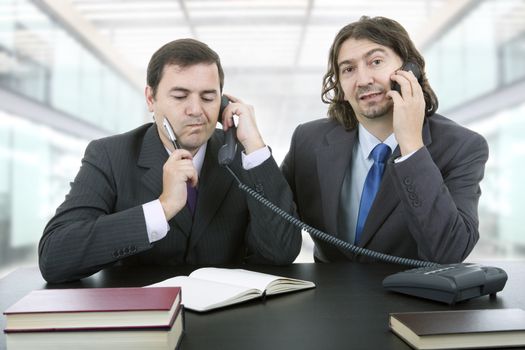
[186, 183, 198, 216]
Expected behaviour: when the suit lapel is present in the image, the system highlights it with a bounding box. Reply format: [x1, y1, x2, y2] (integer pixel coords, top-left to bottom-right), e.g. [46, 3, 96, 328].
[188, 131, 234, 249]
[358, 119, 433, 246]
[137, 124, 193, 234]
[316, 125, 357, 236]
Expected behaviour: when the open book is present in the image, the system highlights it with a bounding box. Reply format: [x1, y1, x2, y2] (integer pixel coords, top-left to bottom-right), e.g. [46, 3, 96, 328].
[147, 268, 315, 312]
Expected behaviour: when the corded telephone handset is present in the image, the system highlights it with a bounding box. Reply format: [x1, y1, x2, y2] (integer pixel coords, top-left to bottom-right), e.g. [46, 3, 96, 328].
[218, 95, 237, 165]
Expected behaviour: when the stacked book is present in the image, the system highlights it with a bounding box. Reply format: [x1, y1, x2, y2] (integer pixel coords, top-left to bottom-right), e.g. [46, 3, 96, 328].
[3, 287, 184, 350]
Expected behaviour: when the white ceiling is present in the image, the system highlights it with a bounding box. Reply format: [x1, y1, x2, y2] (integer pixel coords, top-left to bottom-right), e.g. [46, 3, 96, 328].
[56, 0, 525, 161]
[58, 0, 458, 160]
[68, 0, 450, 74]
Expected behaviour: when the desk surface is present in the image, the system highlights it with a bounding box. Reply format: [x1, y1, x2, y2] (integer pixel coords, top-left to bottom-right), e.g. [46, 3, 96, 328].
[1, 261, 524, 350]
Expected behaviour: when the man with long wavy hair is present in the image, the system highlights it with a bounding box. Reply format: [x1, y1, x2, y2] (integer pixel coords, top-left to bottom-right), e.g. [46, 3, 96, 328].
[282, 16, 488, 263]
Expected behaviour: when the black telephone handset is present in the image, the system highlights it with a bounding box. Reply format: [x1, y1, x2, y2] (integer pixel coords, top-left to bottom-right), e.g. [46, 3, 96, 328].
[218, 95, 237, 166]
[391, 61, 423, 95]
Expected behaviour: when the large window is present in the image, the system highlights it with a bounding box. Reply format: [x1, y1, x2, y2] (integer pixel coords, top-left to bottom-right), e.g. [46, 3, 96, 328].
[423, 0, 525, 259]
[0, 0, 145, 134]
[0, 111, 87, 266]
[0, 0, 145, 271]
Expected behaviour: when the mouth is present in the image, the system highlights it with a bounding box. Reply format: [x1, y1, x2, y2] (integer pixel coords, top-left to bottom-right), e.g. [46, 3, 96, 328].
[187, 123, 205, 128]
[359, 91, 383, 101]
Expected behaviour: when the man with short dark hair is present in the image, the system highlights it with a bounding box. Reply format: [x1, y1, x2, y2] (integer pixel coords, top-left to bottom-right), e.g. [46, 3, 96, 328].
[282, 16, 488, 263]
[39, 39, 301, 283]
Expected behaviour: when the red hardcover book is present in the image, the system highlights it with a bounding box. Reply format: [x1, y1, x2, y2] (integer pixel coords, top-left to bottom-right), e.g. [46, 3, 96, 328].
[3, 287, 181, 331]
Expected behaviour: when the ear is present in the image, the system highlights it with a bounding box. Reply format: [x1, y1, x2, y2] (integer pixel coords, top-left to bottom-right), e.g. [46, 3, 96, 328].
[145, 86, 155, 112]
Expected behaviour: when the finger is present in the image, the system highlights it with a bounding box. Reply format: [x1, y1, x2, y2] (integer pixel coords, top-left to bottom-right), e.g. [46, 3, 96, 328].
[224, 104, 248, 128]
[405, 70, 424, 100]
[221, 106, 234, 129]
[187, 169, 199, 187]
[222, 93, 243, 104]
[170, 149, 193, 161]
[391, 72, 413, 97]
[386, 90, 403, 105]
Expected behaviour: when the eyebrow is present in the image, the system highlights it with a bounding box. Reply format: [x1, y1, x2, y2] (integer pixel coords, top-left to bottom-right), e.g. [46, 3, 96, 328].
[338, 47, 389, 67]
[169, 87, 218, 95]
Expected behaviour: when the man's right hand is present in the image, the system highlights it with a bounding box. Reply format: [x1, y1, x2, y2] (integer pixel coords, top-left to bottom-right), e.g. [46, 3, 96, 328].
[159, 149, 198, 220]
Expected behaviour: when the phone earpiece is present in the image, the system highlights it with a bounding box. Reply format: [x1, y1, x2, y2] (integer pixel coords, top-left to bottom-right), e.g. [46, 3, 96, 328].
[218, 95, 237, 166]
[219, 95, 229, 117]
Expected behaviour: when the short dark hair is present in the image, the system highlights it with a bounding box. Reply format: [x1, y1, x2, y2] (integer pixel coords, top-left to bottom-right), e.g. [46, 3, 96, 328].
[321, 16, 439, 130]
[147, 38, 224, 98]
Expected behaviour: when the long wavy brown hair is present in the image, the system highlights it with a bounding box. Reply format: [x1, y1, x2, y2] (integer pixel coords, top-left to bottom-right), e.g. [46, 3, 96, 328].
[322, 16, 438, 130]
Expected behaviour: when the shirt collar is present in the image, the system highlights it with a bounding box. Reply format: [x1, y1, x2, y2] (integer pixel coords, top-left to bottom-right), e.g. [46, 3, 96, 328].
[358, 123, 398, 159]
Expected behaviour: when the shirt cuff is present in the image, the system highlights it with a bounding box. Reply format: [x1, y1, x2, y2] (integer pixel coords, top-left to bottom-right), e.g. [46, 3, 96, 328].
[395, 149, 417, 163]
[142, 199, 170, 243]
[242, 146, 271, 170]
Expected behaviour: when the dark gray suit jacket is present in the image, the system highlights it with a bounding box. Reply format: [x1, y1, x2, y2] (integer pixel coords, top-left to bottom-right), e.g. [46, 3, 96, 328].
[281, 114, 488, 263]
[39, 124, 301, 283]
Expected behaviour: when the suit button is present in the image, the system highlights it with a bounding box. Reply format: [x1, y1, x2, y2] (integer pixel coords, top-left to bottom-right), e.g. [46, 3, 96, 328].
[406, 185, 414, 193]
[124, 247, 130, 254]
[118, 248, 124, 256]
[113, 251, 119, 258]
[255, 184, 264, 193]
[409, 193, 417, 200]
[130, 245, 137, 253]
[412, 200, 421, 207]
[403, 177, 413, 185]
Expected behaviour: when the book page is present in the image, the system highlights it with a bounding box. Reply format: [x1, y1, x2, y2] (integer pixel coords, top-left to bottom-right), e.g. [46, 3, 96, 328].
[189, 268, 315, 295]
[147, 276, 261, 312]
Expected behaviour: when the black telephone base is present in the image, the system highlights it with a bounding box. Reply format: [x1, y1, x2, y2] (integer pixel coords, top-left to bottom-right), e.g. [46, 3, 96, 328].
[382, 263, 508, 305]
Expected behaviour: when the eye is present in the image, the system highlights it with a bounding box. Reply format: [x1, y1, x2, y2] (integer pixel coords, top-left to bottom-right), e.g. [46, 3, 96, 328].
[341, 66, 354, 74]
[371, 59, 383, 66]
[171, 95, 186, 100]
[201, 94, 216, 102]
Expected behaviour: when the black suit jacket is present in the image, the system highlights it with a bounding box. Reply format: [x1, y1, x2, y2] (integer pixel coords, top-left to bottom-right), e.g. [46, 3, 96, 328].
[281, 114, 488, 263]
[39, 124, 301, 283]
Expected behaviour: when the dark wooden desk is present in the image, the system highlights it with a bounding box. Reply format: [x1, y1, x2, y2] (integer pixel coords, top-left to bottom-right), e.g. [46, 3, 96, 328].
[1, 261, 524, 350]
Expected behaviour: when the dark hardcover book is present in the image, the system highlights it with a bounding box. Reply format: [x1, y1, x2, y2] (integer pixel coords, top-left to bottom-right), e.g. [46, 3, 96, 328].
[389, 308, 525, 349]
[5, 305, 184, 350]
[3, 287, 181, 331]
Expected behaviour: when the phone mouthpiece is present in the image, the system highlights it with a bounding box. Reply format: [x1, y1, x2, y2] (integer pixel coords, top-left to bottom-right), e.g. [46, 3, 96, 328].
[218, 129, 237, 165]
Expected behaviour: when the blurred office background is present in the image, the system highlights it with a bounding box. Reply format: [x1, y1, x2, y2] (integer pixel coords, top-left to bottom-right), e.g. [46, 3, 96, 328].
[1, 0, 524, 275]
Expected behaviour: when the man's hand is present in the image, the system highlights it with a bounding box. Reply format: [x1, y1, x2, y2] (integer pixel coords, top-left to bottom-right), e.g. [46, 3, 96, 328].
[159, 149, 198, 220]
[386, 70, 426, 156]
[221, 94, 265, 154]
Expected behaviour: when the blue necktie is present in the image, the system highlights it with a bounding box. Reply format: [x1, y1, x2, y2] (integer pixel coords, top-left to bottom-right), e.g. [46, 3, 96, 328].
[355, 143, 391, 244]
[186, 183, 198, 217]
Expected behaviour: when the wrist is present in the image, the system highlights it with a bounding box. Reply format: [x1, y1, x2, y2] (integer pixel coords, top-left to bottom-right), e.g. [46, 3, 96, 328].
[242, 137, 265, 155]
[158, 195, 180, 221]
[399, 141, 424, 157]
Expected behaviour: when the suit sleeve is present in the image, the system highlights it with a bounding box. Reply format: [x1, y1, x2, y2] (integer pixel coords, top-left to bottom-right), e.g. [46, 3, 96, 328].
[38, 140, 152, 283]
[390, 132, 489, 263]
[236, 153, 302, 265]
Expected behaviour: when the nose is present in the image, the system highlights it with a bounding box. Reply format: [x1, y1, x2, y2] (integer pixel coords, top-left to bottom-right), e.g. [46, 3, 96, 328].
[185, 95, 204, 117]
[355, 66, 374, 87]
